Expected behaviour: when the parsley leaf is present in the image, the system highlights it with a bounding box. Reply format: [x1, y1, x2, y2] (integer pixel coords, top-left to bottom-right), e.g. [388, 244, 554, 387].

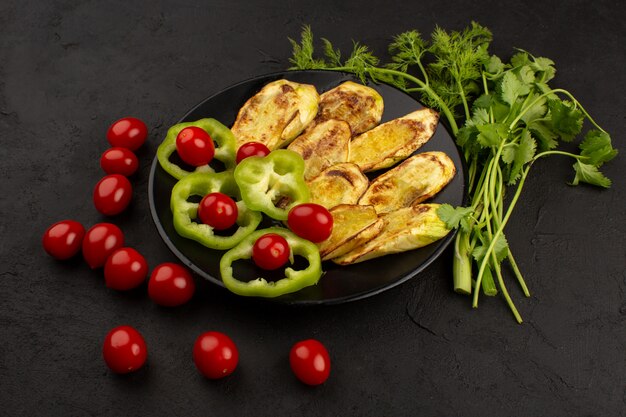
[472, 234, 509, 263]
[506, 129, 537, 185]
[437, 204, 473, 233]
[548, 99, 584, 141]
[499, 71, 525, 105]
[571, 161, 612, 188]
[579, 130, 618, 166]
[477, 123, 508, 147]
[528, 120, 558, 150]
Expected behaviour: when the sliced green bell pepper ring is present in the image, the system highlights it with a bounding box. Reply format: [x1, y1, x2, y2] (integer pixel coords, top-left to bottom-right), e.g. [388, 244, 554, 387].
[170, 171, 262, 250]
[233, 149, 310, 221]
[157, 118, 237, 180]
[219, 227, 322, 297]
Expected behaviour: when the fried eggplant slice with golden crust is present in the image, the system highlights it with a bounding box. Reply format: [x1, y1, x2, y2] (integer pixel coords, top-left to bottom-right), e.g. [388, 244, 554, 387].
[332, 204, 451, 265]
[317, 204, 384, 261]
[358, 151, 456, 214]
[348, 108, 439, 172]
[287, 119, 351, 181]
[307, 163, 369, 209]
[231, 79, 319, 150]
[311, 81, 384, 134]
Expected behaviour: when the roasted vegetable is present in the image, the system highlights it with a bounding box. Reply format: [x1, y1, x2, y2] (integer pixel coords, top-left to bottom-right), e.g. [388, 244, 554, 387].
[359, 151, 456, 213]
[287, 119, 351, 181]
[309, 81, 384, 134]
[307, 163, 369, 209]
[317, 204, 383, 261]
[348, 108, 439, 172]
[333, 204, 450, 265]
[231, 79, 319, 150]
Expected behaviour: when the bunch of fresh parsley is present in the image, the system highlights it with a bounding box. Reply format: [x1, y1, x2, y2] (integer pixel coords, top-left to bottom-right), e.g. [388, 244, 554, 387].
[287, 23, 617, 322]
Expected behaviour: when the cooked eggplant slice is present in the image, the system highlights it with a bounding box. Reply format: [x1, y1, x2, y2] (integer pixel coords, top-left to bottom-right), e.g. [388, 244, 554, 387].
[317, 204, 384, 260]
[231, 79, 319, 150]
[348, 108, 439, 172]
[307, 163, 369, 209]
[358, 151, 456, 214]
[287, 119, 351, 181]
[332, 204, 451, 265]
[311, 81, 384, 134]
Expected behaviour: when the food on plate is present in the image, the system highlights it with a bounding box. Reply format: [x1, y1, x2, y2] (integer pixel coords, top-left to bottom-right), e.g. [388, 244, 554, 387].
[287, 119, 351, 181]
[157, 118, 237, 180]
[148, 263, 195, 307]
[231, 79, 319, 150]
[252, 233, 291, 270]
[175, 126, 215, 167]
[359, 151, 456, 213]
[289, 339, 331, 386]
[156, 78, 457, 298]
[233, 149, 310, 220]
[82, 223, 125, 269]
[42, 220, 86, 260]
[106, 117, 148, 151]
[333, 204, 450, 265]
[317, 204, 384, 261]
[235, 141, 271, 164]
[102, 325, 147, 374]
[100, 147, 139, 176]
[104, 247, 149, 291]
[287, 203, 334, 243]
[219, 227, 322, 297]
[193, 331, 239, 379]
[348, 108, 439, 172]
[306, 162, 369, 209]
[309, 81, 383, 134]
[198, 192, 239, 231]
[170, 171, 262, 250]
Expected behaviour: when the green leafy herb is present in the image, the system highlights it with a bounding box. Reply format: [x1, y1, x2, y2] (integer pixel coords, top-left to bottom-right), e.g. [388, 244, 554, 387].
[288, 24, 617, 323]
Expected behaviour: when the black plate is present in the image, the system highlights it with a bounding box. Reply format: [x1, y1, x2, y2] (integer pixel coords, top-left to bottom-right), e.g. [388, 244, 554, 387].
[148, 70, 467, 305]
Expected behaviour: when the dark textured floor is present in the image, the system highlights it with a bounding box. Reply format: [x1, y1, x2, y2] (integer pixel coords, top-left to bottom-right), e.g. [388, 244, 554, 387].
[1, 1, 625, 416]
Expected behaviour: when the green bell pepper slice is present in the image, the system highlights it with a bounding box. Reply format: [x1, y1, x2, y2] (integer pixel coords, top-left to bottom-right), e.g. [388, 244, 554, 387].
[157, 118, 237, 180]
[219, 227, 322, 297]
[170, 171, 262, 250]
[233, 149, 310, 221]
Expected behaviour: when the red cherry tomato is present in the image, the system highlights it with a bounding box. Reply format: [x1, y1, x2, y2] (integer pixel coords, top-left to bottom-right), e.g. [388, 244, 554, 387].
[82, 223, 124, 269]
[100, 147, 139, 176]
[93, 174, 133, 216]
[42, 220, 85, 260]
[104, 247, 148, 291]
[175, 126, 215, 167]
[103, 325, 147, 374]
[148, 263, 195, 307]
[289, 339, 331, 386]
[252, 233, 290, 270]
[193, 331, 239, 379]
[287, 203, 334, 243]
[106, 117, 148, 151]
[236, 142, 270, 164]
[198, 192, 238, 230]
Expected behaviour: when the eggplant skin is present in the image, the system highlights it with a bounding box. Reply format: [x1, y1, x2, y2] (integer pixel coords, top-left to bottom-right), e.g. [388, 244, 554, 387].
[359, 151, 456, 214]
[307, 163, 369, 210]
[311, 81, 384, 135]
[231, 79, 319, 150]
[332, 204, 451, 265]
[287, 119, 351, 181]
[349, 108, 439, 172]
